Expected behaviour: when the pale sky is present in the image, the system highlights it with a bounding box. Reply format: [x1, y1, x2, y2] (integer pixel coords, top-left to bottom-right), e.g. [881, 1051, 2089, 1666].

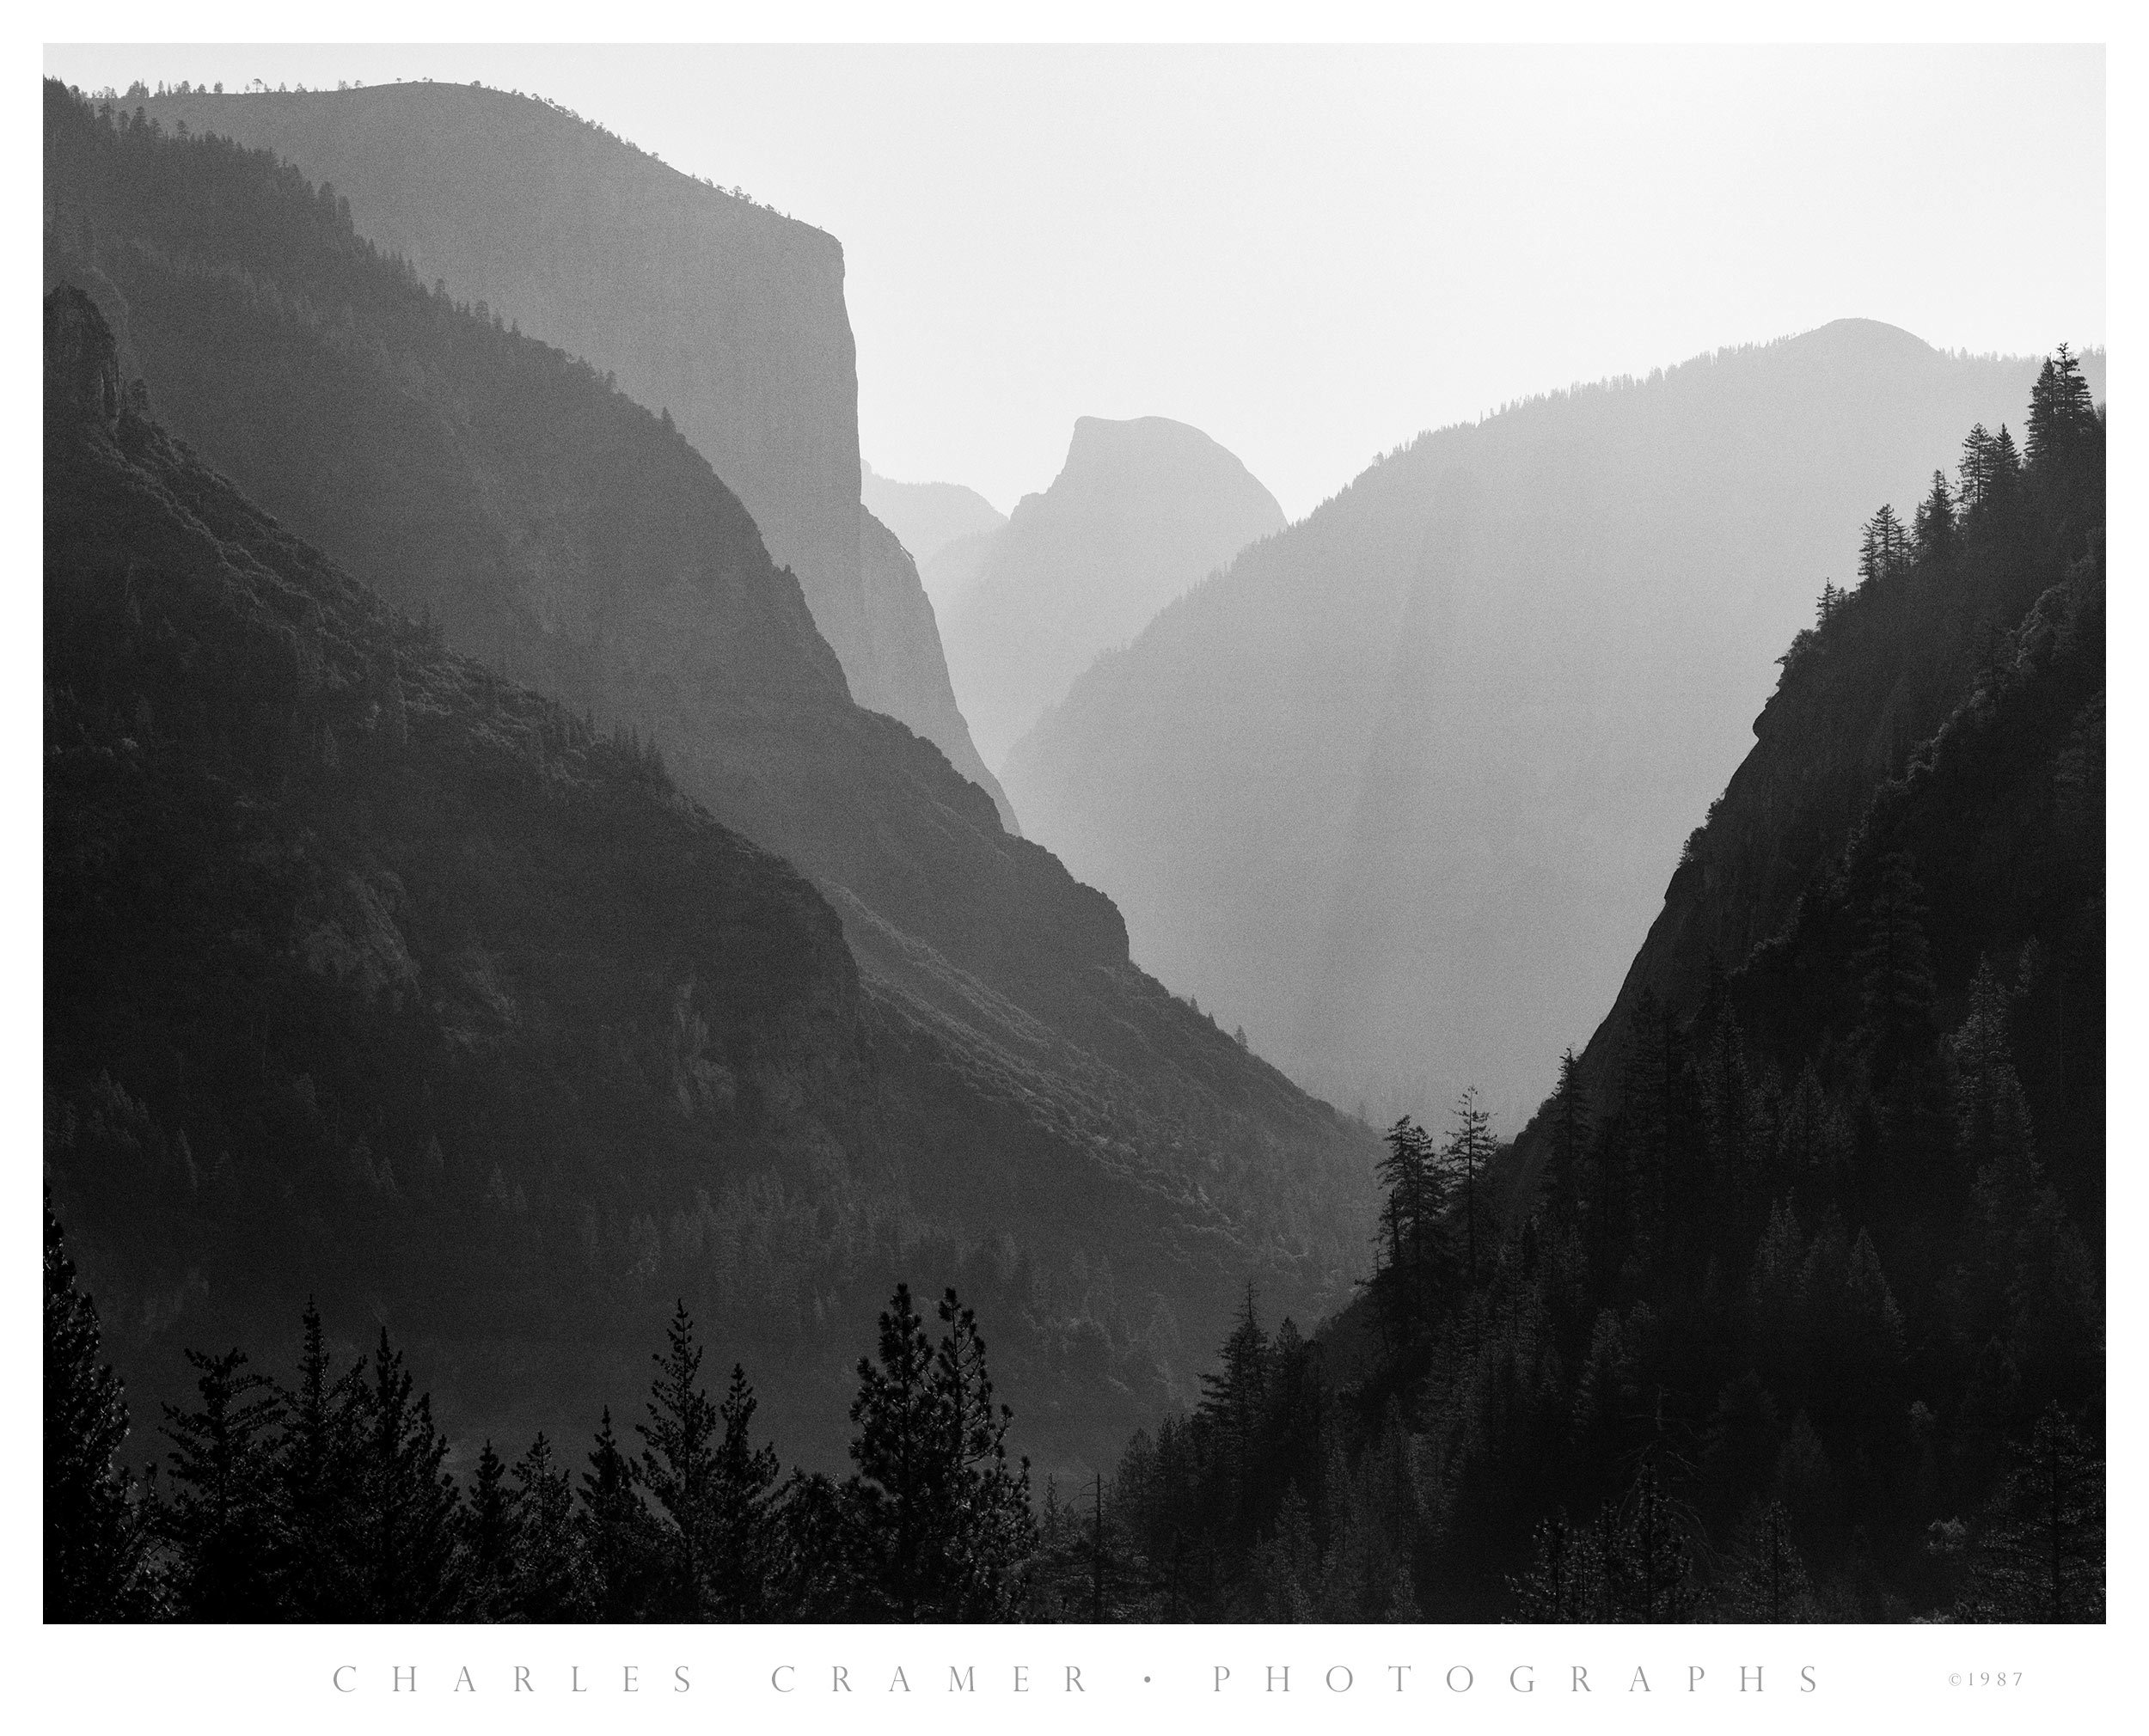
[43, 43, 2106, 521]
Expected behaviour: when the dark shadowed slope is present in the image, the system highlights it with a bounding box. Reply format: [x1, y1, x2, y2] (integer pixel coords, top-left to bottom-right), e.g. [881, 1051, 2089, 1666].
[1097, 352, 2103, 1624]
[133, 77, 1011, 828]
[863, 459, 1007, 575]
[43, 91, 1375, 1476]
[942, 415, 1285, 767]
[1004, 326, 2102, 1124]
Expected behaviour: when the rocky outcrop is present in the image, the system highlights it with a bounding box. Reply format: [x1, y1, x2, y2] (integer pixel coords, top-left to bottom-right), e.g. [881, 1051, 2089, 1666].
[856, 507, 1018, 831]
[42, 282, 120, 427]
[133, 78, 1001, 817]
[941, 415, 1284, 767]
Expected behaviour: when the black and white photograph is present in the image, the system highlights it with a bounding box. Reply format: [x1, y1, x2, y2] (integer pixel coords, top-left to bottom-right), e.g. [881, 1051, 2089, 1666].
[21, 8, 2134, 1727]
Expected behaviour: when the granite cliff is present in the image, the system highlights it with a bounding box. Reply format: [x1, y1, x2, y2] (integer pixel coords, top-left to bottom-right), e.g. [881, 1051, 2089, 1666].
[133, 77, 1011, 828]
[941, 415, 1283, 767]
[1004, 325, 2102, 1124]
[43, 88, 1374, 1474]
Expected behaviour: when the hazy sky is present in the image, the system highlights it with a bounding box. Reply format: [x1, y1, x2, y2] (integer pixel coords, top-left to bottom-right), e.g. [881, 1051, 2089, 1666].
[44, 44, 2105, 520]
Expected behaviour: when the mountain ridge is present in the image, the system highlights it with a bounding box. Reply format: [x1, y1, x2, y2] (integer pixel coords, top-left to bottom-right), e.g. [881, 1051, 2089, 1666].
[944, 413, 1285, 767]
[1003, 319, 2099, 1125]
[42, 88, 1376, 1476]
[129, 77, 1014, 829]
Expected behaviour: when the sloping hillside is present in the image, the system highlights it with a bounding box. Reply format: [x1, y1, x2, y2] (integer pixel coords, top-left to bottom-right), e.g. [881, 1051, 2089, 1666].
[42, 91, 1376, 1473]
[1090, 351, 2104, 1623]
[132, 77, 1010, 826]
[1005, 323, 2100, 1125]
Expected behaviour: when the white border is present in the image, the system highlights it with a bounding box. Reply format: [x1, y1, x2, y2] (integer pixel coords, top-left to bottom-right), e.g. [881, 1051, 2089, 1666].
[9, 9, 2134, 1729]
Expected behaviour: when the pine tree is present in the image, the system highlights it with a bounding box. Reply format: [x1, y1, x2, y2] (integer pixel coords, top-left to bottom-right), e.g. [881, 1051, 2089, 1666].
[1956, 422, 2021, 519]
[1857, 504, 1909, 587]
[579, 1406, 658, 1621]
[273, 1299, 365, 1617]
[848, 1281, 941, 1618]
[1370, 1117, 1446, 1341]
[847, 1282, 1036, 1619]
[928, 1290, 1036, 1618]
[159, 1347, 285, 1617]
[1197, 1287, 1272, 1543]
[1959, 1404, 2103, 1620]
[508, 1433, 589, 1620]
[351, 1328, 462, 1619]
[1854, 853, 1937, 1077]
[707, 1363, 781, 1619]
[1442, 1087, 1495, 1288]
[1602, 1462, 1694, 1621]
[1913, 470, 1956, 560]
[1711, 1498, 1815, 1621]
[933, 1289, 1032, 1616]
[1509, 1509, 1605, 1621]
[45, 1195, 152, 1619]
[638, 1301, 721, 1618]
[1545, 1048, 1593, 1228]
[2025, 344, 2098, 480]
[459, 1439, 515, 1620]
[1952, 959, 2033, 1181]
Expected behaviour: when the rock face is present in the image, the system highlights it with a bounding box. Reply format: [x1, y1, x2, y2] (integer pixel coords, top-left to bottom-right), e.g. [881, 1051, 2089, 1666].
[1002, 324, 2100, 1123]
[861, 460, 1007, 578]
[133, 78, 1007, 822]
[921, 526, 1002, 616]
[854, 509, 1018, 830]
[940, 415, 1285, 766]
[45, 86, 1373, 1472]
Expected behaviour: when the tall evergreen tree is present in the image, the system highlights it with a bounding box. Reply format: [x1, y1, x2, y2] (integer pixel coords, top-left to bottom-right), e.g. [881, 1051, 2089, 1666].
[637, 1301, 722, 1618]
[459, 1439, 516, 1621]
[2024, 344, 2098, 480]
[928, 1289, 1035, 1617]
[45, 1195, 153, 1620]
[1959, 1404, 2103, 1621]
[507, 1433, 590, 1620]
[1546, 1047, 1593, 1225]
[159, 1348, 285, 1618]
[1857, 504, 1909, 587]
[579, 1406, 659, 1621]
[1913, 470, 1956, 560]
[1442, 1087, 1495, 1288]
[848, 1281, 941, 1619]
[1197, 1287, 1273, 1541]
[273, 1299, 365, 1618]
[1711, 1498, 1815, 1621]
[351, 1328, 463, 1619]
[847, 1281, 1035, 1619]
[707, 1363, 782, 1619]
[1854, 853, 1937, 1077]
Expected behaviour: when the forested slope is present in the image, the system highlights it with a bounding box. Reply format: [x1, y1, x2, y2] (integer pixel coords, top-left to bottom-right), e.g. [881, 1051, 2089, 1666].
[132, 77, 1007, 819]
[1077, 353, 2104, 1623]
[41, 88, 1377, 1475]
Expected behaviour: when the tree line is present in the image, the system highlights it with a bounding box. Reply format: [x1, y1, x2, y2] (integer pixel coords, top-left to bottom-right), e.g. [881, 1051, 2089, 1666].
[45, 349, 2104, 1625]
[47, 1195, 1036, 1623]
[1058, 347, 2106, 1624]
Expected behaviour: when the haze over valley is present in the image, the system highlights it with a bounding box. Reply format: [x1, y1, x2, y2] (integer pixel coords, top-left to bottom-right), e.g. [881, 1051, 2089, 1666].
[41, 45, 2106, 1629]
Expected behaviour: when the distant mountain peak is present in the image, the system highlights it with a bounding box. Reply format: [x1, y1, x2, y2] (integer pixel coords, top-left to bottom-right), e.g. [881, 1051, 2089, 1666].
[940, 415, 1284, 767]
